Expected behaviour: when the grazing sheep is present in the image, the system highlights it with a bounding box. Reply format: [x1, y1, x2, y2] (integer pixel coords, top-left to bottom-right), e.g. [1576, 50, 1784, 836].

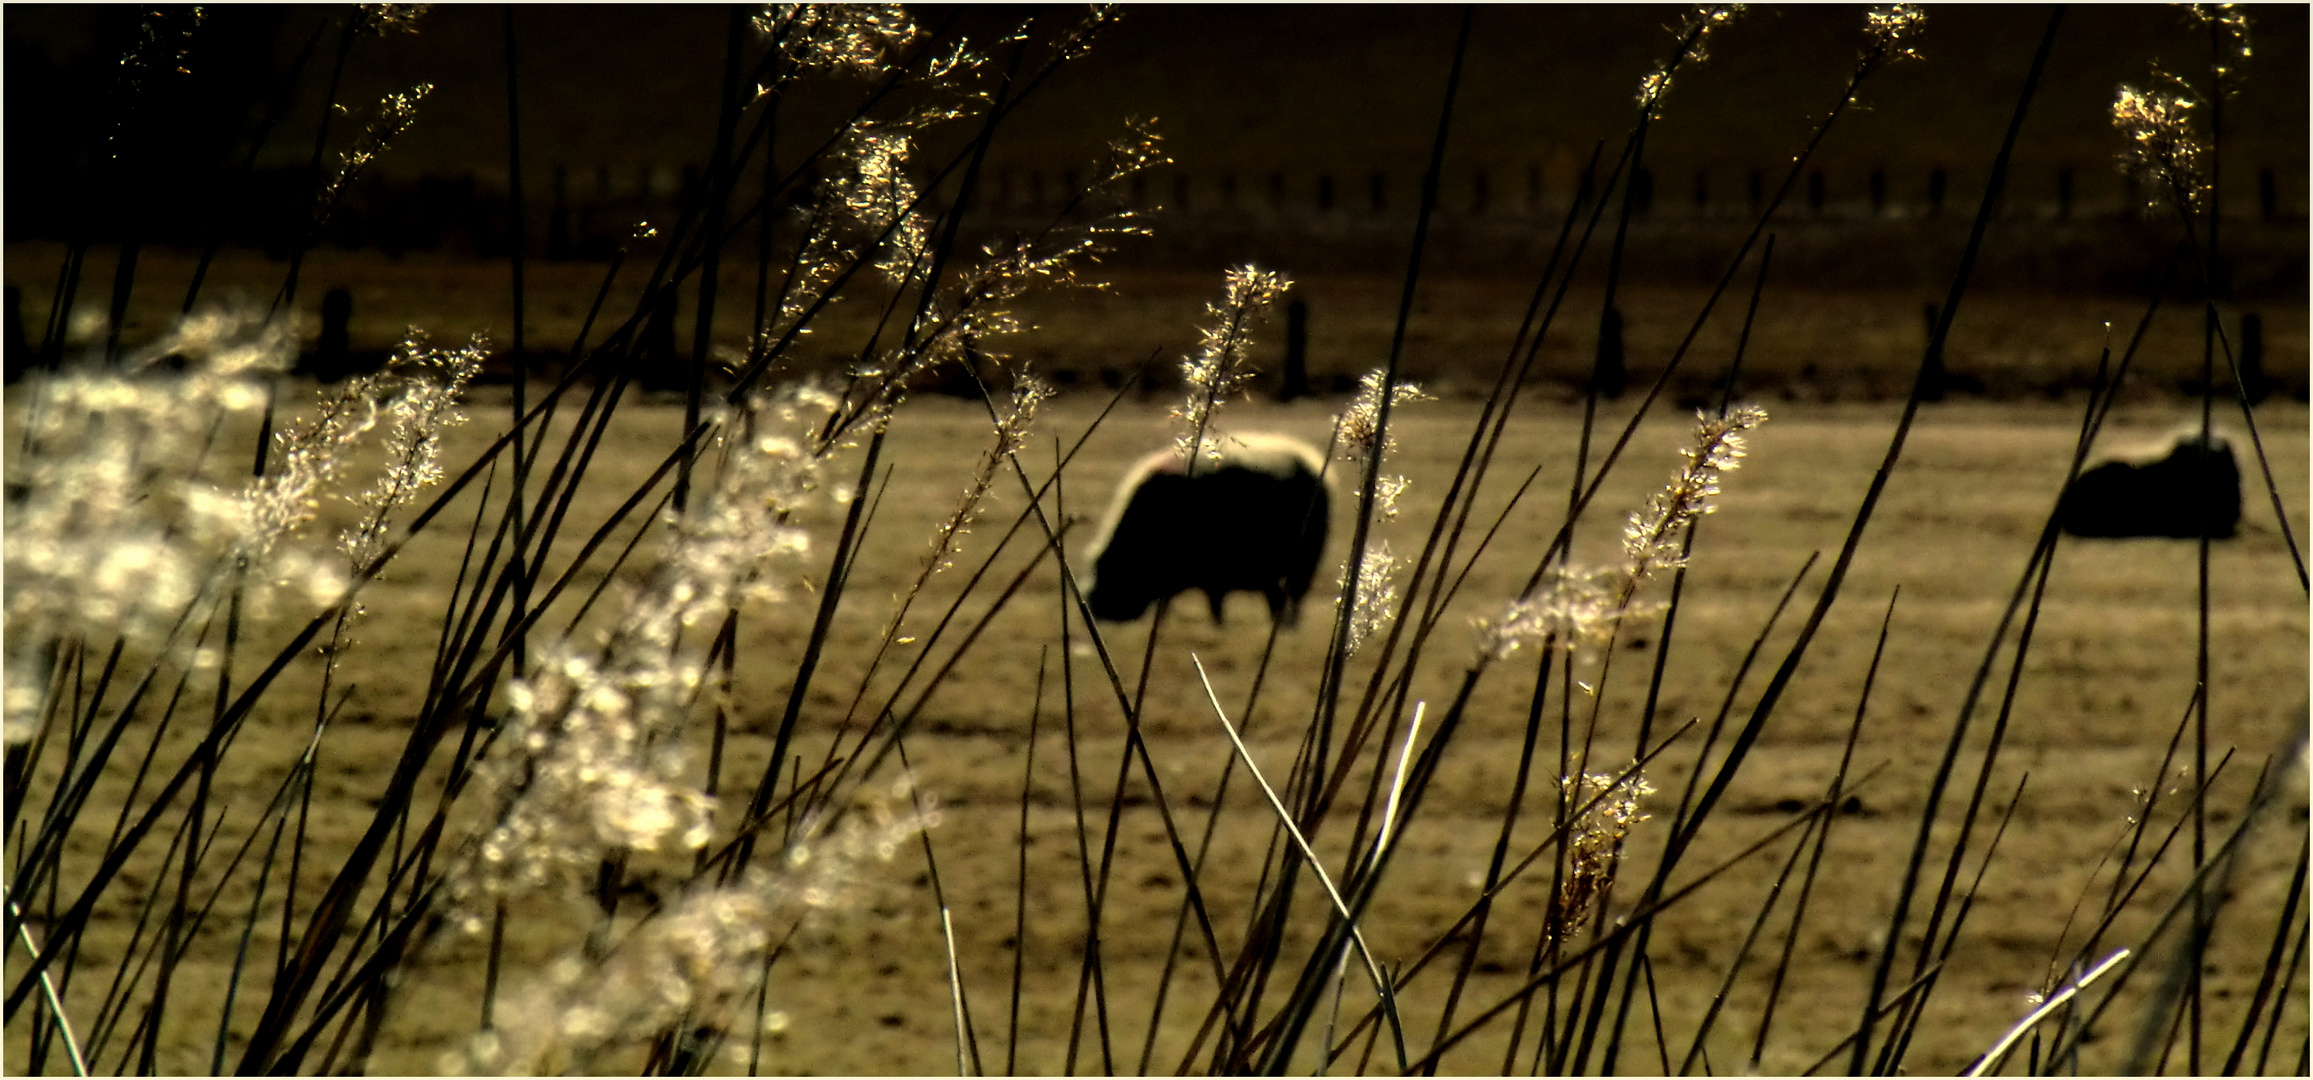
[2056, 430, 2241, 539]
[1082, 433, 1330, 623]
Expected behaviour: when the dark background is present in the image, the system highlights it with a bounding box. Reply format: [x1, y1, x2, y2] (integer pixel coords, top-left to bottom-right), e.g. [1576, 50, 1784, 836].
[7, 4, 2305, 284]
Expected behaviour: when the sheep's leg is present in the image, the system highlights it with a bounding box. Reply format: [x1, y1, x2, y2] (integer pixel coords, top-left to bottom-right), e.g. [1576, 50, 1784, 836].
[1264, 584, 1292, 626]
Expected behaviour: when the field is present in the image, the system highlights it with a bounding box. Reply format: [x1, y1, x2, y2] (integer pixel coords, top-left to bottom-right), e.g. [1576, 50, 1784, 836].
[7, 5, 2309, 1077]
[12, 375, 2306, 1074]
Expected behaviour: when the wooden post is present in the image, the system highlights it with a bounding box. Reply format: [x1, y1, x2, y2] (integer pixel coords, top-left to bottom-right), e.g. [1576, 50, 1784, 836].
[1594, 307, 1627, 400]
[547, 163, 572, 260]
[312, 287, 355, 382]
[2239, 311, 2267, 404]
[640, 289, 684, 392]
[1279, 298, 1310, 402]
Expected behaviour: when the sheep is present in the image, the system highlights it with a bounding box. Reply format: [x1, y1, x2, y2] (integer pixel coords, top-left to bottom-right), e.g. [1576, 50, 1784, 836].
[1081, 433, 1331, 624]
[2056, 430, 2241, 539]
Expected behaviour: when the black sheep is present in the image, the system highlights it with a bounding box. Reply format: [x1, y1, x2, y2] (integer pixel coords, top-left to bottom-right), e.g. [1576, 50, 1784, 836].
[2056, 431, 2241, 539]
[1082, 434, 1330, 623]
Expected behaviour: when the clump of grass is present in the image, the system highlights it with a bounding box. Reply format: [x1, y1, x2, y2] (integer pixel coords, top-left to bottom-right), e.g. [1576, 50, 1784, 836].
[453, 779, 938, 1075]
[4, 4, 2304, 1077]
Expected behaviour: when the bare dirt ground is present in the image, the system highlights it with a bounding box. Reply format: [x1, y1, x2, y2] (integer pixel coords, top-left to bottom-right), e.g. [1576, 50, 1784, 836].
[23, 381, 2302, 1075]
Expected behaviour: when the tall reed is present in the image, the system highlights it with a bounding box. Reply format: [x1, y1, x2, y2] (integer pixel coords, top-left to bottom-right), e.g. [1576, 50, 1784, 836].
[4, 4, 2303, 1076]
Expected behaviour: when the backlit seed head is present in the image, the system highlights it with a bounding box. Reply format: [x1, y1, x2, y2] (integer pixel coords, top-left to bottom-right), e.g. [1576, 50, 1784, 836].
[1546, 771, 1655, 943]
[456, 383, 833, 911]
[1473, 566, 1635, 661]
[1337, 541, 1400, 655]
[2184, 4, 2252, 78]
[1174, 265, 1292, 462]
[5, 308, 377, 744]
[450, 777, 937, 1074]
[1636, 5, 1742, 116]
[757, 4, 920, 76]
[2113, 82, 2208, 212]
[1862, 5, 1926, 63]
[1334, 370, 1431, 462]
[1623, 404, 1766, 584]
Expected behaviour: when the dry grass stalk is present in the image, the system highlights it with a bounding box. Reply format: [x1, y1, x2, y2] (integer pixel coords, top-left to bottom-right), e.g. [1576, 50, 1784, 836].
[457, 386, 831, 915]
[451, 781, 939, 1075]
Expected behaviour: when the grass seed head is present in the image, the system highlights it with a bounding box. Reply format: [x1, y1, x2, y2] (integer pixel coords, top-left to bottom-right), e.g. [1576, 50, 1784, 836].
[459, 384, 832, 912]
[757, 3, 920, 77]
[316, 83, 432, 223]
[2185, 4, 2252, 80]
[1862, 4, 1926, 64]
[355, 4, 430, 35]
[1337, 541, 1401, 655]
[1474, 565, 1643, 662]
[3, 309, 367, 743]
[340, 330, 486, 571]
[1173, 264, 1292, 462]
[1623, 403, 1767, 585]
[839, 122, 931, 285]
[1547, 771, 1656, 944]
[1637, 5, 1742, 117]
[452, 778, 936, 1074]
[2113, 81, 2209, 213]
[1334, 369, 1431, 463]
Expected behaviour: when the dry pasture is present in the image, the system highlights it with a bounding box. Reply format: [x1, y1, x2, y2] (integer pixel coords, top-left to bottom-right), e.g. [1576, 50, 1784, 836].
[19, 382, 2303, 1075]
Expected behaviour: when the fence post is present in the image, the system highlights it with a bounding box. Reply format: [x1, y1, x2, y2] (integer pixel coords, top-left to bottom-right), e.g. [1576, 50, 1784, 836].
[2239, 311, 2267, 404]
[1593, 307, 1627, 400]
[311, 286, 355, 382]
[640, 289, 684, 392]
[1280, 297, 1310, 402]
[548, 163, 572, 260]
